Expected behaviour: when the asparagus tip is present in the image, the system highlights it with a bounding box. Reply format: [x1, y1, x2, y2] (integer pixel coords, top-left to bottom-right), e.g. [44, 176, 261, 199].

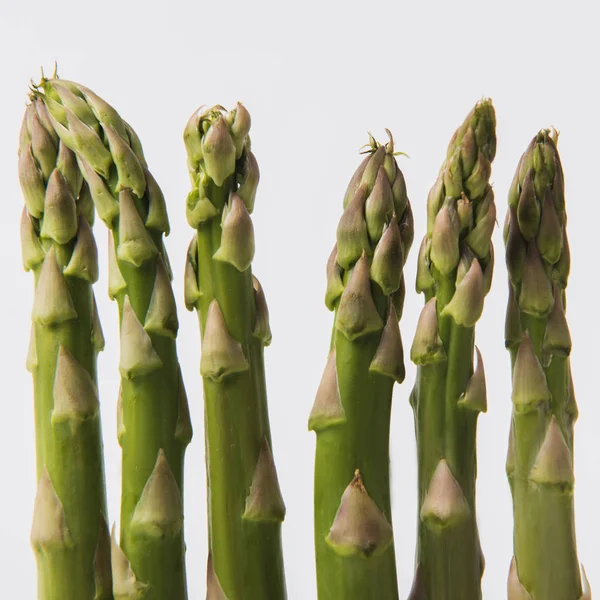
[31, 468, 72, 552]
[410, 298, 446, 365]
[144, 258, 179, 339]
[457, 346, 487, 413]
[119, 296, 163, 379]
[108, 229, 127, 300]
[63, 215, 99, 283]
[511, 331, 551, 413]
[369, 303, 405, 383]
[110, 525, 149, 598]
[213, 193, 255, 272]
[325, 243, 344, 310]
[51, 344, 99, 424]
[420, 459, 470, 530]
[184, 235, 201, 311]
[130, 450, 183, 538]
[308, 348, 346, 432]
[200, 300, 249, 382]
[116, 190, 159, 267]
[529, 416, 574, 489]
[252, 275, 272, 346]
[326, 470, 393, 558]
[25, 326, 38, 373]
[336, 252, 383, 340]
[243, 438, 286, 522]
[31, 246, 78, 325]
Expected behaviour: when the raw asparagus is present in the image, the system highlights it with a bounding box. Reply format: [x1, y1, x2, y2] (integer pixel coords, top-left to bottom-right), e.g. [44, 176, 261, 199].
[34, 77, 191, 600]
[183, 104, 286, 600]
[504, 130, 589, 599]
[19, 97, 112, 599]
[310, 132, 413, 599]
[409, 100, 496, 600]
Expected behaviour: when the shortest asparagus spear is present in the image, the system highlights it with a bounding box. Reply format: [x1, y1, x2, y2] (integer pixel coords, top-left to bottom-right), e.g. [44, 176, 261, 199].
[311, 131, 413, 600]
[505, 129, 589, 600]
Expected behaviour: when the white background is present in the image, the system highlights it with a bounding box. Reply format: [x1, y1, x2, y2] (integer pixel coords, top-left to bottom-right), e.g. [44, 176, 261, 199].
[1, 1, 598, 597]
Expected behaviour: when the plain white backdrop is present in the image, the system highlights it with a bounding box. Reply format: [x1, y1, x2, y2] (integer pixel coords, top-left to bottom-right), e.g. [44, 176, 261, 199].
[1, 0, 598, 597]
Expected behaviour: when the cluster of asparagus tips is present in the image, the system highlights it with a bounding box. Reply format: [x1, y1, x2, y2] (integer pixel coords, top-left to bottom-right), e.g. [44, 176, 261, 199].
[409, 99, 496, 600]
[310, 131, 413, 600]
[33, 76, 191, 600]
[19, 94, 112, 598]
[184, 103, 287, 600]
[505, 130, 590, 600]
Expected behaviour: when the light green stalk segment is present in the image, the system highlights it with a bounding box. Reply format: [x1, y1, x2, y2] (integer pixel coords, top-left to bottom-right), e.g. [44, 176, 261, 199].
[35, 77, 191, 600]
[409, 100, 496, 600]
[310, 132, 414, 600]
[183, 104, 286, 600]
[19, 98, 112, 600]
[504, 130, 587, 600]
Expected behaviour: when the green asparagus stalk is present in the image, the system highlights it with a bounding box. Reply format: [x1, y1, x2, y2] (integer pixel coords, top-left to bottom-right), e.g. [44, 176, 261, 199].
[19, 97, 112, 599]
[34, 77, 191, 600]
[183, 104, 286, 600]
[504, 130, 590, 599]
[409, 100, 496, 600]
[310, 132, 413, 599]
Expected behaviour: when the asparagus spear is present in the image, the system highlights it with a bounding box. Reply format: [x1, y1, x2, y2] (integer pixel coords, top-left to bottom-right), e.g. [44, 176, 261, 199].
[34, 77, 191, 600]
[409, 100, 496, 600]
[504, 130, 589, 599]
[183, 104, 286, 600]
[19, 97, 112, 599]
[310, 132, 413, 599]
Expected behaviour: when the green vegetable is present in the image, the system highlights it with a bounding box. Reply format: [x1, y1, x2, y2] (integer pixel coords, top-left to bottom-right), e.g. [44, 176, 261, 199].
[504, 130, 589, 600]
[19, 97, 112, 600]
[409, 100, 496, 600]
[310, 132, 413, 599]
[35, 77, 191, 600]
[183, 104, 286, 600]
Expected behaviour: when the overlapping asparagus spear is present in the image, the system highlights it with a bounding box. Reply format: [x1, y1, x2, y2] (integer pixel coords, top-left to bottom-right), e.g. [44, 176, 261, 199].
[505, 130, 590, 600]
[310, 133, 413, 599]
[409, 101, 496, 600]
[19, 97, 112, 599]
[183, 104, 286, 599]
[34, 78, 192, 600]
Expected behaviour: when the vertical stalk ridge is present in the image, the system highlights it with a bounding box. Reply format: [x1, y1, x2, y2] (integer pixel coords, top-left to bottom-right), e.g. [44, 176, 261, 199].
[504, 130, 587, 600]
[410, 100, 496, 600]
[19, 97, 112, 599]
[35, 77, 191, 600]
[311, 132, 414, 599]
[183, 104, 286, 600]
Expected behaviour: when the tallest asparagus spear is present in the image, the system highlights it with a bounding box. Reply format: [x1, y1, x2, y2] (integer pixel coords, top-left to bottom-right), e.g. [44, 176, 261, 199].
[183, 104, 286, 600]
[311, 132, 414, 599]
[35, 78, 192, 600]
[504, 130, 589, 599]
[409, 100, 496, 600]
[20, 95, 112, 600]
